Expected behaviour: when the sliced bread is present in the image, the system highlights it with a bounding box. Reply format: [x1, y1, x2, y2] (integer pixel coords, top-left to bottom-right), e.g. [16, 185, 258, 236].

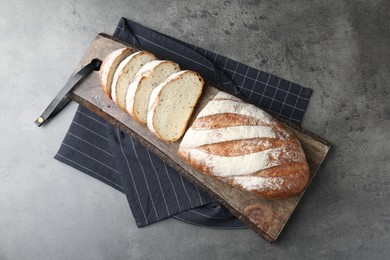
[111, 51, 156, 110]
[147, 70, 204, 141]
[99, 48, 134, 98]
[126, 60, 180, 123]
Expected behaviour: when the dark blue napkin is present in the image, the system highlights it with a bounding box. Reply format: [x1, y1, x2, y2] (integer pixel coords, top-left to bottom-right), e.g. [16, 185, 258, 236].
[55, 17, 312, 229]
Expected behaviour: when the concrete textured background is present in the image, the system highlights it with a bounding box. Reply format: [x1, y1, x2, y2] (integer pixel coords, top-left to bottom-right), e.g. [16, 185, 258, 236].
[1, 0, 389, 259]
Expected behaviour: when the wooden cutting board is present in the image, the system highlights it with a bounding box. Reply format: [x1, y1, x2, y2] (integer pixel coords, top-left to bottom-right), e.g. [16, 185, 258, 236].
[69, 33, 331, 243]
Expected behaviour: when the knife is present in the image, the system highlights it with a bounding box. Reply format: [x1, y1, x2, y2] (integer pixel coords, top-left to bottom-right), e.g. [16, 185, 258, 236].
[35, 58, 102, 127]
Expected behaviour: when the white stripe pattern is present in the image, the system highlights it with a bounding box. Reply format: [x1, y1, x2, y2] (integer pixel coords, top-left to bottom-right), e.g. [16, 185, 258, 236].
[117, 129, 149, 225]
[146, 150, 171, 216]
[181, 126, 276, 148]
[129, 138, 160, 221]
[231, 176, 285, 191]
[179, 174, 194, 208]
[68, 132, 113, 156]
[216, 65, 310, 101]
[135, 34, 214, 71]
[56, 153, 124, 191]
[163, 162, 182, 211]
[72, 121, 109, 141]
[77, 110, 107, 126]
[185, 147, 283, 177]
[197, 99, 273, 124]
[62, 143, 118, 172]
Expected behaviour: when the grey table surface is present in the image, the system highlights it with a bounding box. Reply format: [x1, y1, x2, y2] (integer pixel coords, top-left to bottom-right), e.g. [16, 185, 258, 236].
[1, 0, 389, 259]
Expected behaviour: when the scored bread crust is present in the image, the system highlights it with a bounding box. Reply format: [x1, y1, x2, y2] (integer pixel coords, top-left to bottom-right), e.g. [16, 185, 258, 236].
[99, 48, 134, 98]
[126, 60, 180, 123]
[111, 50, 156, 110]
[177, 92, 310, 199]
[147, 70, 204, 141]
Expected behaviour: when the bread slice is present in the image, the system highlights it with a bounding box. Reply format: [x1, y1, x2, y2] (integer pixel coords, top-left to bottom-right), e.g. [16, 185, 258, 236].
[99, 48, 134, 98]
[111, 51, 156, 110]
[126, 60, 180, 123]
[147, 70, 204, 141]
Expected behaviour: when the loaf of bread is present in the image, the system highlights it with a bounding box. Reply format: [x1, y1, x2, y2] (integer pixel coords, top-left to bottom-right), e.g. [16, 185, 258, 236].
[147, 70, 204, 141]
[111, 51, 156, 111]
[126, 60, 180, 123]
[178, 92, 310, 198]
[99, 48, 134, 98]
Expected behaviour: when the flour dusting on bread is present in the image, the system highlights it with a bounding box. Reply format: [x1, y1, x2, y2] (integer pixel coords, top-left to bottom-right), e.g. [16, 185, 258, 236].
[178, 92, 309, 198]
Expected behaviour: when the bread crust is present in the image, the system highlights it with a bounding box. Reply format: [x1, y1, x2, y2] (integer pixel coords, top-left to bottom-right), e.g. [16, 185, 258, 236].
[126, 76, 144, 122]
[177, 92, 310, 198]
[126, 60, 180, 124]
[99, 48, 134, 98]
[111, 50, 156, 111]
[147, 70, 204, 141]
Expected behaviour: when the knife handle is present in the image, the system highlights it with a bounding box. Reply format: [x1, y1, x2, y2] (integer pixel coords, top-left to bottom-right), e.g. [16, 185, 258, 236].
[35, 58, 102, 127]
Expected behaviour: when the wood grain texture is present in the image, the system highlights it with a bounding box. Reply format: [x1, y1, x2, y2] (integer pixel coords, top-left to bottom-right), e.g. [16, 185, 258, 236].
[69, 34, 331, 243]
